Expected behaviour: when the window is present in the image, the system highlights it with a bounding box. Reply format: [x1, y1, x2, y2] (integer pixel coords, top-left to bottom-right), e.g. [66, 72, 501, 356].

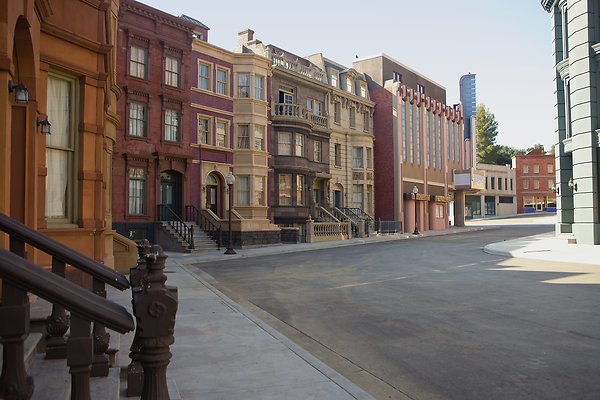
[164, 109, 180, 142]
[416, 84, 425, 94]
[295, 133, 304, 156]
[485, 177, 488, 190]
[409, 103, 414, 163]
[436, 204, 444, 218]
[255, 176, 265, 205]
[279, 174, 292, 205]
[296, 175, 304, 206]
[505, 178, 508, 191]
[437, 116, 442, 168]
[198, 62, 210, 90]
[416, 106, 421, 165]
[523, 165, 529, 174]
[352, 147, 364, 168]
[334, 143, 342, 167]
[279, 85, 294, 104]
[534, 180, 540, 190]
[533, 164, 540, 174]
[314, 101, 323, 116]
[346, 77, 353, 93]
[254, 75, 264, 100]
[510, 179, 513, 191]
[334, 102, 341, 124]
[548, 179, 554, 190]
[130, 46, 147, 79]
[237, 125, 250, 149]
[491, 176, 495, 190]
[198, 117, 210, 145]
[128, 167, 146, 214]
[366, 148, 373, 169]
[254, 125, 265, 150]
[128, 101, 146, 137]
[426, 109, 430, 167]
[237, 176, 250, 206]
[278, 132, 292, 155]
[498, 177, 502, 190]
[499, 196, 514, 204]
[352, 184, 363, 208]
[393, 71, 402, 82]
[363, 112, 370, 131]
[350, 108, 356, 129]
[547, 164, 553, 173]
[238, 73, 249, 98]
[447, 120, 451, 161]
[306, 99, 313, 114]
[523, 180, 529, 189]
[314, 140, 322, 162]
[331, 72, 338, 88]
[46, 74, 76, 222]
[165, 56, 180, 87]
[360, 83, 367, 98]
[216, 68, 228, 95]
[216, 120, 228, 147]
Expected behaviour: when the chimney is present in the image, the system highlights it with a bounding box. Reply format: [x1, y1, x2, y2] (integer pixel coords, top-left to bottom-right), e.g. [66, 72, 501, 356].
[238, 29, 254, 46]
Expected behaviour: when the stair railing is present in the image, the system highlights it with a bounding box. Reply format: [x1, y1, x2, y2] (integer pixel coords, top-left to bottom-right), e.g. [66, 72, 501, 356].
[191, 207, 223, 250]
[158, 204, 194, 250]
[0, 212, 135, 400]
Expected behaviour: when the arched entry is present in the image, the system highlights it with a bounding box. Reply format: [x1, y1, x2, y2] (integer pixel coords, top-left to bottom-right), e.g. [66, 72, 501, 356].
[332, 183, 343, 208]
[9, 17, 36, 223]
[160, 170, 182, 216]
[205, 173, 221, 217]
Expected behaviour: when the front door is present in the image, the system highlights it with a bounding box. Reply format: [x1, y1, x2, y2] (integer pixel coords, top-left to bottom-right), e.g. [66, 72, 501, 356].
[207, 185, 218, 215]
[160, 171, 181, 216]
[334, 190, 342, 208]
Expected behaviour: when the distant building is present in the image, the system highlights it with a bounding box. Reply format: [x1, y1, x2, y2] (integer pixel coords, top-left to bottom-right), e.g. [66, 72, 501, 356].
[465, 163, 516, 218]
[512, 149, 556, 213]
[459, 73, 477, 169]
[541, 0, 600, 244]
[354, 54, 464, 233]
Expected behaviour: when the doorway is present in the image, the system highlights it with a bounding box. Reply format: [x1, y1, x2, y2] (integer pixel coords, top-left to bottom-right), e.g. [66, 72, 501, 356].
[206, 173, 220, 217]
[160, 170, 182, 216]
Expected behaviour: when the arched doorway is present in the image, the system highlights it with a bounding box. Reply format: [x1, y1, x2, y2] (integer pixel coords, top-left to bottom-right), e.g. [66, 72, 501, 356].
[205, 173, 221, 217]
[160, 170, 182, 216]
[332, 183, 344, 208]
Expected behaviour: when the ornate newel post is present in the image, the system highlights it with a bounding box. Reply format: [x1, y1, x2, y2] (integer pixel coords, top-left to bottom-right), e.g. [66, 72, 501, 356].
[127, 240, 151, 397]
[132, 245, 177, 400]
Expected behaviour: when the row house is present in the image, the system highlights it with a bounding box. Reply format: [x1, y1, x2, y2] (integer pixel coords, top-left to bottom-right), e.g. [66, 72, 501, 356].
[354, 54, 464, 233]
[191, 25, 279, 246]
[112, 0, 195, 244]
[1, 0, 124, 270]
[512, 148, 556, 213]
[237, 30, 333, 236]
[305, 54, 376, 217]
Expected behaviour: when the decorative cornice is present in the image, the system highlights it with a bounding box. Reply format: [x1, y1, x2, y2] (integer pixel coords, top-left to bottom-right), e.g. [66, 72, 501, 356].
[541, 0, 555, 12]
[121, 1, 195, 33]
[556, 58, 570, 81]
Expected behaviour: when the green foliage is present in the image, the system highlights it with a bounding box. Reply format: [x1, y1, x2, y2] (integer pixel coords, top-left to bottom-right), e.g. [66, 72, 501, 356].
[476, 104, 498, 163]
[526, 143, 545, 153]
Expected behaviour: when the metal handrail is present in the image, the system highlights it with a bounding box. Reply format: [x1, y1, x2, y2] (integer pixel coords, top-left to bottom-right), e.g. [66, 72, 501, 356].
[0, 212, 129, 290]
[158, 204, 194, 250]
[185, 205, 222, 250]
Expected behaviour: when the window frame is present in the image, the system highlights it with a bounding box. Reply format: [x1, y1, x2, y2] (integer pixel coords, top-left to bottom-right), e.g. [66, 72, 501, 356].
[127, 166, 147, 215]
[128, 100, 147, 137]
[163, 108, 180, 142]
[164, 55, 181, 87]
[215, 119, 229, 148]
[237, 124, 250, 149]
[314, 140, 322, 162]
[279, 173, 292, 206]
[295, 133, 304, 157]
[254, 125, 265, 151]
[129, 45, 148, 79]
[352, 146, 364, 168]
[254, 75, 264, 100]
[237, 73, 250, 98]
[237, 175, 250, 206]
[216, 67, 229, 96]
[278, 132, 292, 155]
[198, 61, 211, 91]
[198, 115, 211, 145]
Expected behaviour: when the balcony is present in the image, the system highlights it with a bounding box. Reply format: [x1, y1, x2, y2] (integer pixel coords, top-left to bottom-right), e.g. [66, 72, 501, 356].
[272, 102, 329, 130]
[270, 53, 326, 83]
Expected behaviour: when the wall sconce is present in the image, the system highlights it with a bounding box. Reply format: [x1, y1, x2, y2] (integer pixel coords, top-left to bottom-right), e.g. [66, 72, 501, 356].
[568, 178, 577, 192]
[551, 185, 559, 195]
[37, 117, 51, 134]
[8, 80, 29, 104]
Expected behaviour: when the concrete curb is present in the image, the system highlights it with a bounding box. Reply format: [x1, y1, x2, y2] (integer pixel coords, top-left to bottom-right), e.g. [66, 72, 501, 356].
[173, 260, 375, 400]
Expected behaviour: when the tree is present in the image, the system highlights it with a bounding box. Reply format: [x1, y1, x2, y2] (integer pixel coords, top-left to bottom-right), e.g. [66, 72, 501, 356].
[476, 104, 499, 163]
[526, 143, 545, 153]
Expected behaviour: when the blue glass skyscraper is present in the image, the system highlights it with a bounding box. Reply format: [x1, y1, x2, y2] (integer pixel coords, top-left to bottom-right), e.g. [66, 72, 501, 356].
[459, 73, 476, 139]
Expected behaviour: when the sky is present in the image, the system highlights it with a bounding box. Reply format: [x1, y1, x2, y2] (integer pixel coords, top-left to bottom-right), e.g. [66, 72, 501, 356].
[142, 0, 556, 151]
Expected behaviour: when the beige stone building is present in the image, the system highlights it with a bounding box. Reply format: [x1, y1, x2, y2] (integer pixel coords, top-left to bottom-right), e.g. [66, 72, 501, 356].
[465, 163, 517, 218]
[305, 54, 376, 217]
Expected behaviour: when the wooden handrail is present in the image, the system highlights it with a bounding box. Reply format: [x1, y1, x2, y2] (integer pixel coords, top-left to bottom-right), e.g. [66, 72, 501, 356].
[0, 213, 130, 290]
[0, 248, 134, 333]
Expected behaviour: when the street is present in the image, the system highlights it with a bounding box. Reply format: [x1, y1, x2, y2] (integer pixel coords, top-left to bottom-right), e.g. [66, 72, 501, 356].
[190, 219, 600, 400]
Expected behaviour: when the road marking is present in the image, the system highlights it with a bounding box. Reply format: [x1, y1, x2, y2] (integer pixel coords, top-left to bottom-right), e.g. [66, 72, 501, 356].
[329, 275, 412, 289]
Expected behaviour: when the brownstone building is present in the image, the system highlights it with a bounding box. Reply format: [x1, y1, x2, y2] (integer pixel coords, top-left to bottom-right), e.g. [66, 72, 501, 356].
[512, 148, 556, 213]
[1, 0, 123, 268]
[112, 0, 195, 244]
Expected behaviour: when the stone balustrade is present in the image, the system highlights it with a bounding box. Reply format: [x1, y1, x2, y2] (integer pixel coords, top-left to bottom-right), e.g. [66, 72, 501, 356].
[270, 53, 325, 82]
[306, 218, 352, 243]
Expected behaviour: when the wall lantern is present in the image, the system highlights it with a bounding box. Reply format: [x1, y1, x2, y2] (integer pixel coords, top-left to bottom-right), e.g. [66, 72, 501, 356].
[37, 117, 51, 134]
[8, 80, 29, 104]
[551, 185, 559, 195]
[568, 178, 578, 192]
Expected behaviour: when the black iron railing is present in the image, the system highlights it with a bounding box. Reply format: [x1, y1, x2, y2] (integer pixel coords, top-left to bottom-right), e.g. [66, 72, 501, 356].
[158, 204, 194, 250]
[185, 205, 222, 250]
[375, 219, 404, 234]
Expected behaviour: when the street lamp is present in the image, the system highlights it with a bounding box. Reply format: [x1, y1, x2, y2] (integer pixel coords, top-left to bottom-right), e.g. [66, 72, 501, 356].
[412, 185, 420, 235]
[224, 171, 236, 254]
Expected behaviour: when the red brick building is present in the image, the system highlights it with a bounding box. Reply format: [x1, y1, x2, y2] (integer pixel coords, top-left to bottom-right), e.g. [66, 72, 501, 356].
[112, 0, 195, 243]
[512, 149, 556, 213]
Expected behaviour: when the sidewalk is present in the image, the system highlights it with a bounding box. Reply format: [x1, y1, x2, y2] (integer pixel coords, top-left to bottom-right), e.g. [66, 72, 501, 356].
[118, 214, 597, 399]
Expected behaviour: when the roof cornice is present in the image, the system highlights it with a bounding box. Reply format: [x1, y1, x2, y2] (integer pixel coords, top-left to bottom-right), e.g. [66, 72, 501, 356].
[541, 0, 556, 12]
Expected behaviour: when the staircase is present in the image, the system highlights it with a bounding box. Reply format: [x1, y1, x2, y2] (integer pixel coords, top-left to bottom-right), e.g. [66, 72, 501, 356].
[336, 207, 375, 237]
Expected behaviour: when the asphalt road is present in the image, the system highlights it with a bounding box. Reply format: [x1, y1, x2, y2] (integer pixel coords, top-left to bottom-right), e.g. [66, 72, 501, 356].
[191, 222, 600, 400]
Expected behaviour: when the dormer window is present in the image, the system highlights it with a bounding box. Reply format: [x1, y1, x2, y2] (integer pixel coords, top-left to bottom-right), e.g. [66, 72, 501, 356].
[360, 83, 367, 98]
[346, 77, 353, 93]
[331, 72, 338, 88]
[393, 71, 402, 82]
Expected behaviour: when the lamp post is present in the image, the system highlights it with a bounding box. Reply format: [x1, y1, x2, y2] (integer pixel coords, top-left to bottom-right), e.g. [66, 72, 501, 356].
[412, 185, 420, 235]
[224, 171, 236, 254]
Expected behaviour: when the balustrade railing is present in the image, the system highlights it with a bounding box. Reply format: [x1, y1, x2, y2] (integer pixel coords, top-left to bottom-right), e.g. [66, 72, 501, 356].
[273, 102, 302, 118]
[305, 218, 351, 243]
[270, 53, 325, 82]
